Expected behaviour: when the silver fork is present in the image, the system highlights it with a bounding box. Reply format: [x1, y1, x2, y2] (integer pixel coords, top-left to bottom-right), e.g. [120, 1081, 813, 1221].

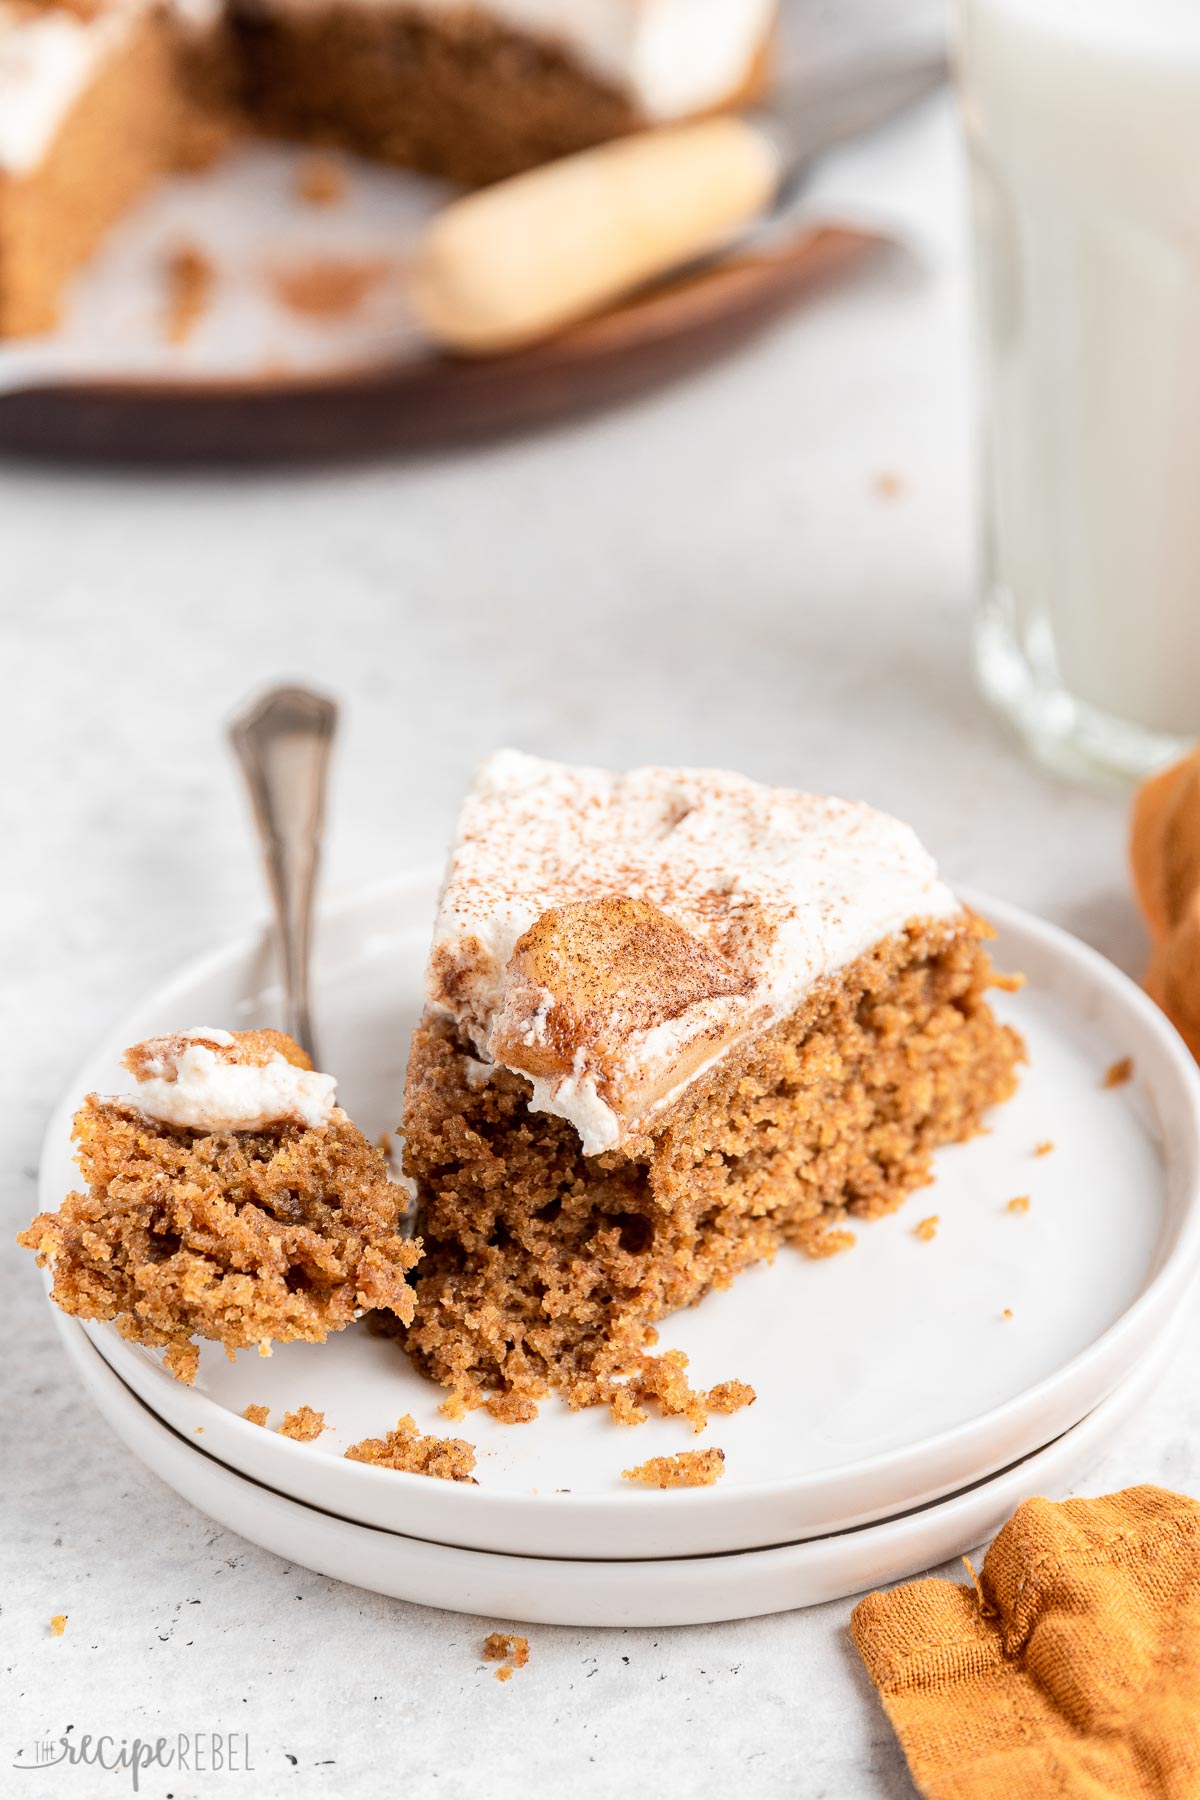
[228, 684, 338, 1065]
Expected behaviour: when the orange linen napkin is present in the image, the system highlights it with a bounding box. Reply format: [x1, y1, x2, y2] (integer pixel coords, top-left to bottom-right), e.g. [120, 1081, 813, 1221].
[851, 1486, 1200, 1800]
[1131, 748, 1200, 1060]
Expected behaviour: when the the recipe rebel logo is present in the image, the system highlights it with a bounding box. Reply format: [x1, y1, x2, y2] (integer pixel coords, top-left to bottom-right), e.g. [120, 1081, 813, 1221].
[12, 1728, 255, 1790]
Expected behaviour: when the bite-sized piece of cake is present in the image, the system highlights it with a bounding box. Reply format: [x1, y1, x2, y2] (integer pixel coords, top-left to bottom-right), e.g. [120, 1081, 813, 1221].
[402, 752, 1024, 1415]
[20, 1027, 420, 1381]
[0, 0, 223, 336]
[623, 1448, 726, 1489]
[344, 1413, 477, 1481]
[227, 0, 777, 186]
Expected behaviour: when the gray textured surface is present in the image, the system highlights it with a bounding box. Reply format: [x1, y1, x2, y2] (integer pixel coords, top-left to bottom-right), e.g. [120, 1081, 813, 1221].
[5, 99, 1199, 1800]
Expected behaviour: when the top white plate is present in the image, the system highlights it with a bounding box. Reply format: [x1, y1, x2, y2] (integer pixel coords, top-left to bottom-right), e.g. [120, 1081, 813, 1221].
[40, 874, 1200, 1560]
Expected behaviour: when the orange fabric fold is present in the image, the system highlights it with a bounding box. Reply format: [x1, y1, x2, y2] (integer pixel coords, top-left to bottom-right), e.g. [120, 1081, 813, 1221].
[1131, 749, 1200, 1060]
[851, 1487, 1200, 1800]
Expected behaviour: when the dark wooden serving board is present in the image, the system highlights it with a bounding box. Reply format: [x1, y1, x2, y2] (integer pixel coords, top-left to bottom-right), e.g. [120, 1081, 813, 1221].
[0, 225, 878, 464]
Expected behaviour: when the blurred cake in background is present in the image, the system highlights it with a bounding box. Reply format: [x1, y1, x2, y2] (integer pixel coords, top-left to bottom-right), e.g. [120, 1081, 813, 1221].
[228, 0, 778, 183]
[0, 0, 218, 335]
[0, 0, 778, 335]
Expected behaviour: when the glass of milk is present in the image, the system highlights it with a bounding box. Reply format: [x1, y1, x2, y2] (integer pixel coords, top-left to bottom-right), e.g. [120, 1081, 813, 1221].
[956, 0, 1200, 781]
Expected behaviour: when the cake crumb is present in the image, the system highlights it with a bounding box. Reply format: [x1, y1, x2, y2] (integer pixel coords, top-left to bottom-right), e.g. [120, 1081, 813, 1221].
[438, 1391, 470, 1423]
[1104, 1056, 1134, 1089]
[624, 1350, 706, 1432]
[295, 154, 347, 206]
[242, 1404, 270, 1428]
[269, 257, 391, 321]
[1001, 1308, 1014, 1321]
[164, 241, 214, 345]
[874, 470, 906, 500]
[914, 1215, 939, 1243]
[279, 1405, 326, 1442]
[167, 1343, 200, 1384]
[49, 1615, 66, 1637]
[707, 1380, 756, 1416]
[484, 1391, 541, 1425]
[483, 1632, 529, 1672]
[572, 1349, 738, 1434]
[804, 1227, 857, 1259]
[1006, 1195, 1031, 1215]
[991, 970, 1025, 992]
[622, 1448, 725, 1489]
[1033, 1139, 1055, 1157]
[345, 1415, 477, 1483]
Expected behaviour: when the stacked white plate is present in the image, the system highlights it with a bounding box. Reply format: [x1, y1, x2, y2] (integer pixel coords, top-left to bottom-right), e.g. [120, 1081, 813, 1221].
[40, 875, 1200, 1627]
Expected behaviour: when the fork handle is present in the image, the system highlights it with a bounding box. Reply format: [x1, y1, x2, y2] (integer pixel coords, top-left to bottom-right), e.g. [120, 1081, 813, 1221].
[229, 685, 338, 1065]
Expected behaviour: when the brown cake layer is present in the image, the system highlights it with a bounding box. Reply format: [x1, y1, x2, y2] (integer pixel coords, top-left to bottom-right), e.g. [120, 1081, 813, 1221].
[0, 11, 218, 337]
[401, 914, 1024, 1414]
[226, 2, 645, 185]
[20, 1096, 420, 1382]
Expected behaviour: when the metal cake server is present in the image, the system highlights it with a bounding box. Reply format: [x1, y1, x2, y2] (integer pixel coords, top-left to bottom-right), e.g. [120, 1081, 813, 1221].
[410, 27, 947, 355]
[229, 685, 338, 1066]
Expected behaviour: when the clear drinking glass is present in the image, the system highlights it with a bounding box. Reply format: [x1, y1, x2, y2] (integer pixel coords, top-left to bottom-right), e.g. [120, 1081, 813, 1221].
[955, 0, 1200, 783]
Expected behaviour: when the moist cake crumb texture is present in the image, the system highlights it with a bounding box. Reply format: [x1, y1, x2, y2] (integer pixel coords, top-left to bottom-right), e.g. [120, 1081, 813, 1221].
[623, 1448, 726, 1489]
[18, 1028, 420, 1382]
[242, 1404, 270, 1427]
[344, 1414, 477, 1483]
[278, 1404, 326, 1441]
[706, 1379, 756, 1417]
[402, 756, 1023, 1420]
[566, 1350, 753, 1434]
[805, 1227, 857, 1259]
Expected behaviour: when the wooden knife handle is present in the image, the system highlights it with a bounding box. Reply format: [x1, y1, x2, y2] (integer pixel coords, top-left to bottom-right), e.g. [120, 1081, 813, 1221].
[410, 117, 782, 357]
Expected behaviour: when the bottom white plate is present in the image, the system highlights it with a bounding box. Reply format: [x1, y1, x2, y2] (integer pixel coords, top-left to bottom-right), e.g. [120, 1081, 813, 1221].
[44, 876, 1200, 1562]
[57, 1309, 1182, 1628]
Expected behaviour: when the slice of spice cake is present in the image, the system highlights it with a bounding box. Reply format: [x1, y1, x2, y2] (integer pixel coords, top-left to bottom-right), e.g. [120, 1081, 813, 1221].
[402, 752, 1023, 1415]
[0, 0, 225, 337]
[20, 1027, 420, 1381]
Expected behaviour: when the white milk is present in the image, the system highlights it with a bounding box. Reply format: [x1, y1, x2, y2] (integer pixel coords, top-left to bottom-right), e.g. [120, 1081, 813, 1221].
[958, 0, 1200, 755]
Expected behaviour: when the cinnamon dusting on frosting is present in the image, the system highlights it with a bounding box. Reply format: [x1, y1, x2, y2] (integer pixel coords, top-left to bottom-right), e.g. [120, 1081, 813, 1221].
[492, 895, 751, 1097]
[425, 752, 962, 1153]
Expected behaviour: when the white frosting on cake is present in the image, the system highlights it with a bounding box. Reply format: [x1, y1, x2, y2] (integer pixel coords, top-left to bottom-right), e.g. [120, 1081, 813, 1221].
[243, 0, 776, 121]
[0, 1, 153, 176]
[427, 752, 963, 1153]
[129, 1028, 338, 1131]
